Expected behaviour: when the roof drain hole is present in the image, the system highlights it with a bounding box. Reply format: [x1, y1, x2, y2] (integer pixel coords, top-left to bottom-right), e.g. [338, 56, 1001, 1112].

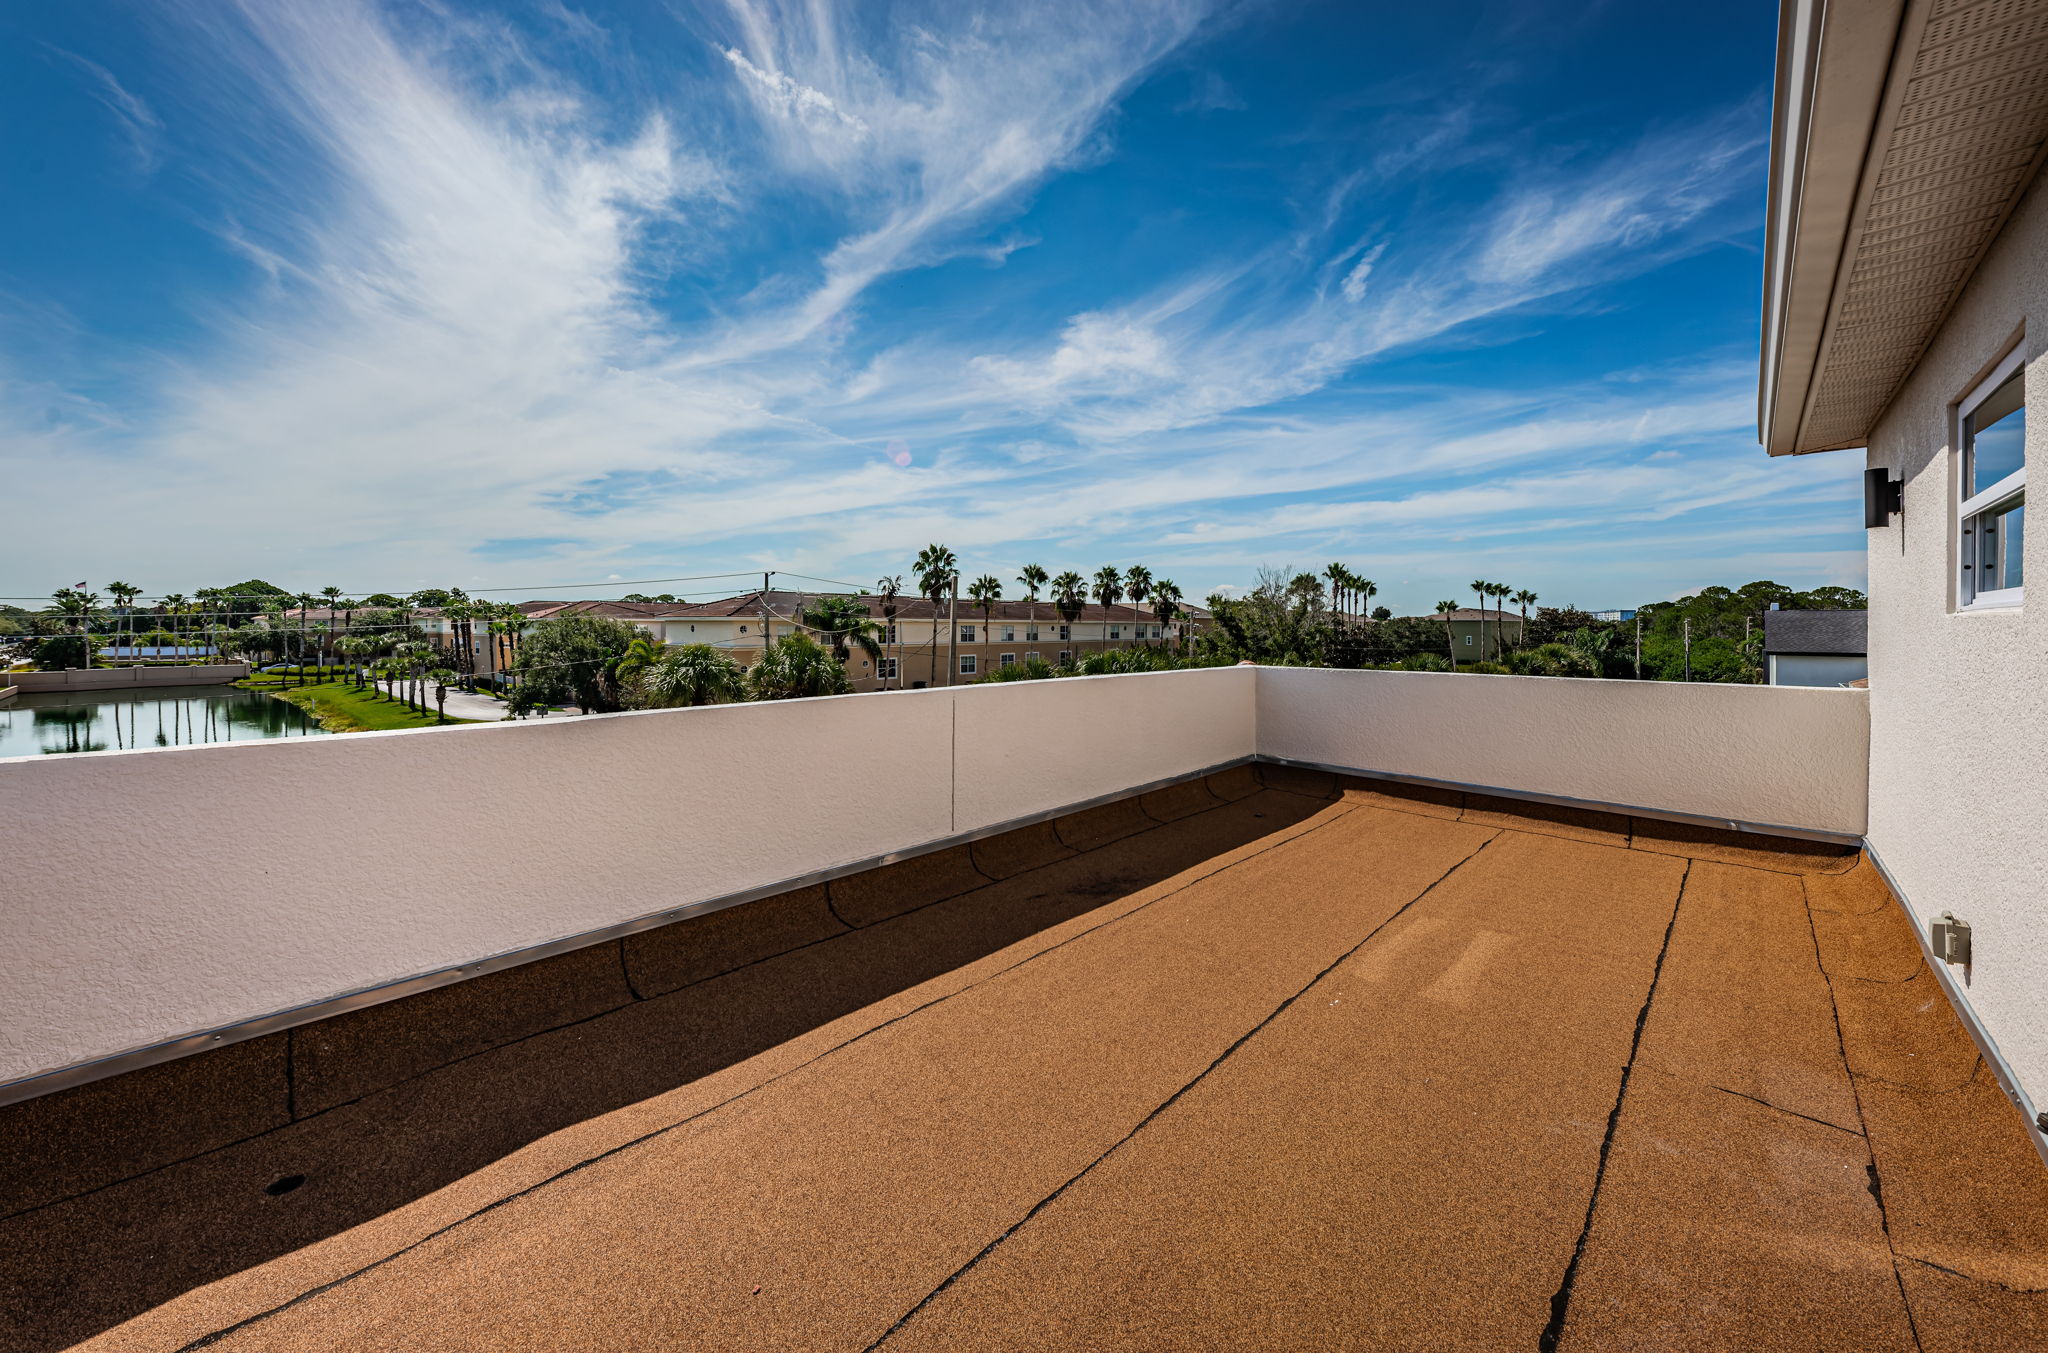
[265, 1174, 307, 1197]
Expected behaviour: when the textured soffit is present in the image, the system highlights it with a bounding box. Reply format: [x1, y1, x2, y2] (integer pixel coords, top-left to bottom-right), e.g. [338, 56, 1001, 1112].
[1804, 0, 2048, 450]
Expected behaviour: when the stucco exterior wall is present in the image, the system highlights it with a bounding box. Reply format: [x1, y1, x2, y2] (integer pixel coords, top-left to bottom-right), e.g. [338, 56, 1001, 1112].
[1862, 171, 2048, 1106]
[1254, 666, 1869, 836]
[10, 664, 252, 691]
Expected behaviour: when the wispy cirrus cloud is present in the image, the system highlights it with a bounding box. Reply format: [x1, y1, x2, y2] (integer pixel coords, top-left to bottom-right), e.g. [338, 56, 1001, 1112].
[0, 0, 1854, 613]
[45, 45, 164, 172]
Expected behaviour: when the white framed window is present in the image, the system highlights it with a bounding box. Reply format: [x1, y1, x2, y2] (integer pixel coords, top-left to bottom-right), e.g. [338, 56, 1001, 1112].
[959, 625, 976, 642]
[1002, 625, 1015, 642]
[1463, 634, 1474, 646]
[999, 652, 1015, 668]
[879, 657, 898, 680]
[1057, 625, 1070, 641]
[1057, 649, 1071, 665]
[1959, 346, 2027, 609]
[1025, 626, 1039, 641]
[884, 623, 897, 644]
[1109, 625, 1123, 640]
[1026, 650, 1040, 663]
[959, 654, 978, 675]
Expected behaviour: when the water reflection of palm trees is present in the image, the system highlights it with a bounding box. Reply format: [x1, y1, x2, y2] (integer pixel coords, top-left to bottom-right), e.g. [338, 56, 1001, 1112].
[3, 686, 329, 758]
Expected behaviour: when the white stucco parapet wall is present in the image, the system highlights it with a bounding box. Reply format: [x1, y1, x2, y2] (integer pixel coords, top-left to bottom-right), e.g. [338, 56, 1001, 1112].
[0, 666, 1869, 1094]
[1255, 667, 1869, 837]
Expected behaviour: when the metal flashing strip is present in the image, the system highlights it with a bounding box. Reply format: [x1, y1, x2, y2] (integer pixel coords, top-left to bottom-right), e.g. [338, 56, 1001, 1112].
[1261, 757, 1867, 846]
[1861, 841, 2048, 1175]
[0, 755, 1259, 1109]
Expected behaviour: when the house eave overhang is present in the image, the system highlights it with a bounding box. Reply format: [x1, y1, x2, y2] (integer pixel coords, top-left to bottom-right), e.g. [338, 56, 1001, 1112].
[1758, 0, 2048, 458]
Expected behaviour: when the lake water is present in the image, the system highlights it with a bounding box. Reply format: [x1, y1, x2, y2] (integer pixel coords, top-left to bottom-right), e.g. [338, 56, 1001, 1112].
[0, 684, 330, 758]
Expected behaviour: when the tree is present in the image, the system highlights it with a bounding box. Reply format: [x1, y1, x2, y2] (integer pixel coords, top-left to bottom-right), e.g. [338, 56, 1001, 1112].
[512, 615, 641, 714]
[1092, 566, 1124, 649]
[105, 581, 141, 656]
[1124, 565, 1152, 642]
[1151, 579, 1184, 648]
[913, 544, 958, 689]
[800, 595, 883, 670]
[1052, 571, 1085, 652]
[1469, 580, 1491, 659]
[746, 633, 851, 700]
[967, 575, 1003, 655]
[875, 576, 903, 689]
[1488, 583, 1512, 654]
[612, 633, 666, 688]
[639, 644, 744, 707]
[429, 666, 457, 724]
[1436, 600, 1460, 670]
[1371, 605, 1392, 621]
[1018, 563, 1048, 636]
[1514, 589, 1538, 646]
[1198, 568, 1329, 666]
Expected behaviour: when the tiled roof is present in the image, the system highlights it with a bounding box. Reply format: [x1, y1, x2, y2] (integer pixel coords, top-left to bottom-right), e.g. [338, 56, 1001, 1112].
[1764, 608, 1866, 657]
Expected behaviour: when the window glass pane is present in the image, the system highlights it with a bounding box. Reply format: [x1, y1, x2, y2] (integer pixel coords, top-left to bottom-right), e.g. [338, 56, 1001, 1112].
[1966, 371, 2025, 494]
[1978, 494, 2026, 590]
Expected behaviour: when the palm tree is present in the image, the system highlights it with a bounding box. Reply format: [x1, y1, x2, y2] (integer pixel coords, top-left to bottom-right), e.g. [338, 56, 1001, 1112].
[875, 576, 903, 689]
[319, 585, 345, 666]
[800, 595, 884, 672]
[1018, 563, 1048, 638]
[1092, 566, 1124, 650]
[159, 593, 189, 641]
[103, 581, 140, 658]
[913, 544, 958, 688]
[1124, 565, 1153, 643]
[1325, 564, 1348, 626]
[641, 644, 744, 706]
[1354, 575, 1378, 626]
[746, 633, 852, 700]
[50, 587, 100, 669]
[1515, 589, 1538, 648]
[1489, 583, 1513, 655]
[612, 634, 665, 688]
[967, 575, 1002, 661]
[1052, 571, 1085, 661]
[1152, 579, 1184, 649]
[1469, 580, 1490, 660]
[429, 666, 457, 723]
[1436, 600, 1460, 670]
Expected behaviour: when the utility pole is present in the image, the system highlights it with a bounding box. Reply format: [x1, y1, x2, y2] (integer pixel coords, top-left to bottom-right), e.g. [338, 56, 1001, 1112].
[760, 571, 772, 664]
[1682, 617, 1693, 682]
[946, 573, 959, 686]
[1634, 615, 1642, 679]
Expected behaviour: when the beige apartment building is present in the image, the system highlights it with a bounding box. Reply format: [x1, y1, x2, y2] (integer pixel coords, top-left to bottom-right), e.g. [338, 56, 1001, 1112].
[290, 592, 1206, 689]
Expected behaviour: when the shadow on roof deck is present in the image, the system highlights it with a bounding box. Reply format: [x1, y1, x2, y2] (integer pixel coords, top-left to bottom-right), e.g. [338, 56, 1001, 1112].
[5, 768, 2046, 1351]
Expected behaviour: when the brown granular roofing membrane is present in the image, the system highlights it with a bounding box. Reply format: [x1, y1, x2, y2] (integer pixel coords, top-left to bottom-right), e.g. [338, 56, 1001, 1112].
[7, 778, 2046, 1351]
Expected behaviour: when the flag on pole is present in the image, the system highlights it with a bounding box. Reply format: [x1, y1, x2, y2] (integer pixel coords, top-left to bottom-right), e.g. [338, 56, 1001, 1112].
[73, 581, 87, 589]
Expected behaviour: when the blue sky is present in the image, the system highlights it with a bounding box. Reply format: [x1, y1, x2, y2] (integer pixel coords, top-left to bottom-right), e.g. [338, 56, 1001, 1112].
[0, 0, 1863, 612]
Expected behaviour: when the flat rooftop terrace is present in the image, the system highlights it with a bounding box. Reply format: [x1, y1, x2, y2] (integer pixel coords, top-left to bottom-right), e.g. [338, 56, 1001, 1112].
[7, 767, 2047, 1350]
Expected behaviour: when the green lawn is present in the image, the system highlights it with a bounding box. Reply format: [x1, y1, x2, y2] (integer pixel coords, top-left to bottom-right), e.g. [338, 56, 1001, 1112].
[261, 680, 476, 733]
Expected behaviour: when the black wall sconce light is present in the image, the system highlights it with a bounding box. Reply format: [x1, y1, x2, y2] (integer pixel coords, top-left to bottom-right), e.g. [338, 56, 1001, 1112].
[1864, 467, 1903, 528]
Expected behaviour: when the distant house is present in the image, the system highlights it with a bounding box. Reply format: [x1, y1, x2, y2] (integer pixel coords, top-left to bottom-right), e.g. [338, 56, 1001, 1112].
[1399, 608, 1525, 660]
[1764, 610, 1867, 688]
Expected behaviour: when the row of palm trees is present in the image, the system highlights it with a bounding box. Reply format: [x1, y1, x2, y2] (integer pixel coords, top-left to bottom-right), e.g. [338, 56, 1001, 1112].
[1427, 579, 1540, 669]
[853, 548, 1188, 690]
